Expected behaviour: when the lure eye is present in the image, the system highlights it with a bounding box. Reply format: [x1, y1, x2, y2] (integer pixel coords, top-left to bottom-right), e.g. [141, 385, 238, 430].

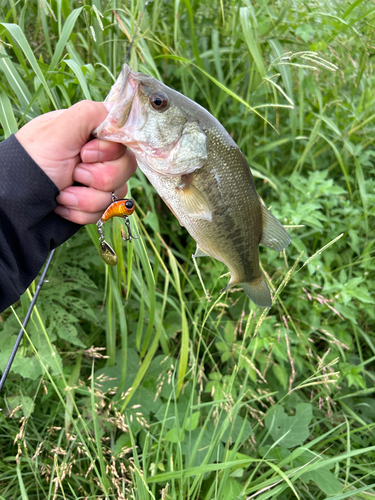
[150, 92, 169, 111]
[125, 200, 134, 210]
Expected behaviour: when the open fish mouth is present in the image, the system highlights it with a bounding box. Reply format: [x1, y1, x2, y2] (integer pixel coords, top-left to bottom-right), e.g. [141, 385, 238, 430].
[93, 64, 188, 171]
[93, 65, 138, 140]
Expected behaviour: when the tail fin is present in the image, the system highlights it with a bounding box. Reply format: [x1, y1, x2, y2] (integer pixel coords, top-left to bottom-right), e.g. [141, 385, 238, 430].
[242, 274, 272, 308]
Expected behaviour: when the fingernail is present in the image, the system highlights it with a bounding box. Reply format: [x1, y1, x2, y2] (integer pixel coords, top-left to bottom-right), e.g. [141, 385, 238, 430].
[55, 206, 69, 218]
[82, 149, 105, 163]
[74, 167, 93, 186]
[57, 192, 78, 207]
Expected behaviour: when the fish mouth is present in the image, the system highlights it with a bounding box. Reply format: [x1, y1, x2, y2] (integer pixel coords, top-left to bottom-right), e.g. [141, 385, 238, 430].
[93, 64, 139, 140]
[92, 64, 186, 174]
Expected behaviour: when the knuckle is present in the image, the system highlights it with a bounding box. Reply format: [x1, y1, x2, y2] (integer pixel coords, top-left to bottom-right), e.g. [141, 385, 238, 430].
[72, 100, 89, 113]
[97, 174, 113, 192]
[72, 100, 101, 118]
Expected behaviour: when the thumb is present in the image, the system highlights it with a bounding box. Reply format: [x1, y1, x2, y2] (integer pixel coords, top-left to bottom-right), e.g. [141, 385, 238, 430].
[53, 100, 108, 154]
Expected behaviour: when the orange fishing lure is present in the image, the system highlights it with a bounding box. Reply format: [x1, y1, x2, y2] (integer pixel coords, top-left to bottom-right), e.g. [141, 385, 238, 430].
[96, 196, 140, 266]
[100, 199, 136, 222]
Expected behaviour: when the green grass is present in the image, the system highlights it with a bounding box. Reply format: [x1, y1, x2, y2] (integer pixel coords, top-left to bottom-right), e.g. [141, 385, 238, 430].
[0, 0, 375, 498]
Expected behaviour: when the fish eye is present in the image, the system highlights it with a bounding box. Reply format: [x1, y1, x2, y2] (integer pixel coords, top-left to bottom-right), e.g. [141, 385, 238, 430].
[150, 92, 169, 111]
[125, 200, 134, 210]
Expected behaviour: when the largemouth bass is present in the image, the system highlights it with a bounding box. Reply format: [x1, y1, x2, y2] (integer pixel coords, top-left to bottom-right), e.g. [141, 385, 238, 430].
[94, 64, 291, 307]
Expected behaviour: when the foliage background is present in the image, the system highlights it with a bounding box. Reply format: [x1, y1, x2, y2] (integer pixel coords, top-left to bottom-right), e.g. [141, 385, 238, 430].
[0, 0, 374, 498]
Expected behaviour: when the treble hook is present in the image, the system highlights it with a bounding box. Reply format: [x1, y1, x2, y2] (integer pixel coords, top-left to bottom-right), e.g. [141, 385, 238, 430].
[122, 215, 141, 242]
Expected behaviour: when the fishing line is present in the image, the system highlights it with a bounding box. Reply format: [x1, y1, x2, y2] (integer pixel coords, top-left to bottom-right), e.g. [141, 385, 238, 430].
[0, 249, 55, 394]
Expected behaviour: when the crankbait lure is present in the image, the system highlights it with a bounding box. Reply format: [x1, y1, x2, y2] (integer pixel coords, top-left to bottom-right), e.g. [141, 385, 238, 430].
[96, 193, 140, 266]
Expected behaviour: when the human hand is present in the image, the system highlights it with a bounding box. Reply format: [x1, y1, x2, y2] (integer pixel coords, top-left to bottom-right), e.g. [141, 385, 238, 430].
[15, 100, 137, 225]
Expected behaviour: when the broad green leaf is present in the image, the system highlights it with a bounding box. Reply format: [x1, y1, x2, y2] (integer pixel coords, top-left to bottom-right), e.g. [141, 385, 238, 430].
[181, 425, 225, 467]
[295, 24, 314, 43]
[218, 477, 242, 500]
[265, 403, 313, 448]
[351, 288, 375, 304]
[47, 305, 85, 348]
[272, 363, 288, 390]
[302, 469, 342, 495]
[8, 394, 35, 417]
[94, 348, 140, 394]
[184, 411, 200, 431]
[165, 427, 185, 443]
[0, 339, 43, 380]
[114, 433, 132, 456]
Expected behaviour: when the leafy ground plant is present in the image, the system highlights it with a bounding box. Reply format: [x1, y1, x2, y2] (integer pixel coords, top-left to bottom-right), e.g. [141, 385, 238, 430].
[0, 0, 374, 499]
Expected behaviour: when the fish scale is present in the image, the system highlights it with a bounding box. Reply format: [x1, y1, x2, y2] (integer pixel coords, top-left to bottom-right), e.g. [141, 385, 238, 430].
[94, 64, 291, 307]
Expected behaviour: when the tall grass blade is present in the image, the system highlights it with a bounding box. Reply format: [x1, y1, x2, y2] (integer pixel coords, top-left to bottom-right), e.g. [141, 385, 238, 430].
[168, 249, 189, 397]
[48, 7, 83, 72]
[1, 23, 57, 108]
[353, 156, 368, 232]
[63, 59, 92, 100]
[90, 362, 109, 494]
[120, 274, 169, 412]
[0, 91, 18, 137]
[240, 7, 266, 77]
[0, 47, 37, 118]
[317, 131, 352, 198]
[16, 463, 29, 500]
[148, 457, 260, 483]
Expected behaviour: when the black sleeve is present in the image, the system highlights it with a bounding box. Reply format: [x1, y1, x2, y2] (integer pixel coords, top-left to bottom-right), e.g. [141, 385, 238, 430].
[0, 134, 82, 313]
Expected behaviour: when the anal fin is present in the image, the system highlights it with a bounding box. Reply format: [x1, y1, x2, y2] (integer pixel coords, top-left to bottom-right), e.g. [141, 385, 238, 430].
[260, 204, 291, 252]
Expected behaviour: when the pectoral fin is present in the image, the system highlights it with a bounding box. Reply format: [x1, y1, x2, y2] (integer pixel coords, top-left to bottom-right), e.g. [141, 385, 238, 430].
[176, 178, 212, 221]
[260, 204, 291, 252]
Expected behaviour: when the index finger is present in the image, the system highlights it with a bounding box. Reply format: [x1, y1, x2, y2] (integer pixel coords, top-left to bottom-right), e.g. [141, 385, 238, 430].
[81, 138, 127, 163]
